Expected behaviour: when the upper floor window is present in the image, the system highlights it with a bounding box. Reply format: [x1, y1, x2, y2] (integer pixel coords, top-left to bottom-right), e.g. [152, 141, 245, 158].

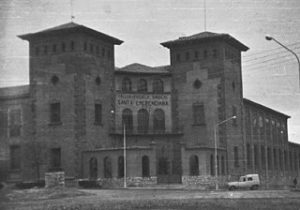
[44, 46, 48, 55]
[50, 102, 61, 124]
[234, 146, 239, 167]
[102, 48, 105, 57]
[137, 109, 149, 134]
[9, 109, 21, 137]
[122, 77, 132, 92]
[153, 109, 165, 133]
[185, 52, 190, 61]
[95, 103, 102, 125]
[194, 51, 199, 60]
[84, 42, 87, 51]
[61, 43, 66, 52]
[137, 79, 148, 92]
[176, 53, 181, 62]
[10, 145, 21, 170]
[122, 109, 133, 133]
[213, 49, 218, 58]
[52, 44, 57, 53]
[193, 104, 205, 125]
[152, 79, 164, 93]
[203, 50, 208, 59]
[35, 47, 40, 55]
[96, 46, 100, 55]
[90, 44, 94, 53]
[70, 41, 75, 51]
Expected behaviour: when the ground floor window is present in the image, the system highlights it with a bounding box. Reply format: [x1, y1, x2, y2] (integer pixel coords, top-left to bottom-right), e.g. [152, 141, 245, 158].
[10, 145, 21, 170]
[221, 156, 225, 175]
[158, 157, 169, 175]
[104, 157, 112, 178]
[50, 148, 61, 171]
[189, 155, 199, 176]
[118, 156, 124, 178]
[142, 156, 150, 177]
[210, 155, 214, 176]
[89, 157, 98, 179]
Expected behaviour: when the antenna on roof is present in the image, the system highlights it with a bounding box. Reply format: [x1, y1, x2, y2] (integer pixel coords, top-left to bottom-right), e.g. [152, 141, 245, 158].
[203, 0, 207, 31]
[70, 0, 75, 22]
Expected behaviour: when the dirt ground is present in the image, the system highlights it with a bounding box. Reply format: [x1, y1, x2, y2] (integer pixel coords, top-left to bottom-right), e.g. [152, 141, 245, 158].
[1, 187, 300, 210]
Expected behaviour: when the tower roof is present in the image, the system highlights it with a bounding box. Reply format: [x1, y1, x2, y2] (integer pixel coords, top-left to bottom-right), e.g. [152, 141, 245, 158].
[18, 22, 123, 45]
[161, 31, 249, 51]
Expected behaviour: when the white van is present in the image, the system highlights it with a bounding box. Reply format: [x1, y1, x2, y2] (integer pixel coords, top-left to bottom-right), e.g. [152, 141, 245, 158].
[228, 174, 260, 190]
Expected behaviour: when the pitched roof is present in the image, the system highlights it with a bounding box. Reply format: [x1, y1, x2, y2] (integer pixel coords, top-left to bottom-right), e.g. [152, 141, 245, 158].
[115, 63, 171, 75]
[18, 22, 123, 45]
[161, 31, 249, 51]
[243, 98, 290, 118]
[0, 85, 30, 99]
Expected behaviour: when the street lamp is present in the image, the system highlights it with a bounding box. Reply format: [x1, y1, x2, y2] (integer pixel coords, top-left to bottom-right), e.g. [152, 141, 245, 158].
[265, 35, 300, 88]
[214, 115, 237, 190]
[111, 109, 127, 188]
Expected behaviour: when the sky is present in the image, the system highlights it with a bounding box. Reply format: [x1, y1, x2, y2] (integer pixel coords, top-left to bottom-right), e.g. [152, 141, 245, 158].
[1, 0, 300, 143]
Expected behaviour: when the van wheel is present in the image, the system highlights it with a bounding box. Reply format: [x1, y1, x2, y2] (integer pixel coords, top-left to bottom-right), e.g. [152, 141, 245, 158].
[250, 185, 258, 190]
[229, 186, 236, 191]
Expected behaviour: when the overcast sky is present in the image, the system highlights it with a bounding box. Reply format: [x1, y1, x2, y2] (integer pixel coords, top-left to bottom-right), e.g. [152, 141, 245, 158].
[1, 0, 300, 143]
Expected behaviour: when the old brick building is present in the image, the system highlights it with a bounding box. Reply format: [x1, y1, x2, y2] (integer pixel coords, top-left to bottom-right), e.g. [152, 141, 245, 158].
[0, 22, 299, 188]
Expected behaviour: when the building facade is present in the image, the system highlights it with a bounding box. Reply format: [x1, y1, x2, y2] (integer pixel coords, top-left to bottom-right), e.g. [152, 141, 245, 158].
[0, 22, 299, 188]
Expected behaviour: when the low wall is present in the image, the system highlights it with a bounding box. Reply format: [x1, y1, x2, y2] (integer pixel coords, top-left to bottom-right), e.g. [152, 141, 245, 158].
[182, 175, 228, 190]
[97, 176, 157, 188]
[45, 171, 65, 188]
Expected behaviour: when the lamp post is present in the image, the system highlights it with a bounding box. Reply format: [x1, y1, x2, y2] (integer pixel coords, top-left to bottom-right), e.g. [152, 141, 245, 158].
[111, 109, 127, 188]
[265, 35, 300, 88]
[123, 122, 127, 188]
[214, 115, 237, 190]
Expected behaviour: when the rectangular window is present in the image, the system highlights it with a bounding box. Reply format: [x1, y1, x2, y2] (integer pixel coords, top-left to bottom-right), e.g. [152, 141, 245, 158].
[194, 51, 199, 59]
[9, 109, 21, 137]
[50, 102, 61, 123]
[193, 104, 205, 125]
[176, 53, 181, 62]
[52, 44, 57, 53]
[261, 146, 265, 169]
[234, 146, 239, 167]
[246, 144, 251, 168]
[254, 144, 259, 170]
[10, 145, 21, 170]
[95, 104, 102, 124]
[267, 147, 272, 170]
[50, 148, 61, 171]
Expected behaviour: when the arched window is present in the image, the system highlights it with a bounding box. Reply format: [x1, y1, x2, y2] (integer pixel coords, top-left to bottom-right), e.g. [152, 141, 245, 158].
[89, 157, 98, 179]
[158, 157, 169, 175]
[153, 109, 165, 133]
[122, 109, 133, 133]
[122, 77, 132, 92]
[137, 79, 147, 92]
[189, 155, 199, 176]
[118, 156, 124, 178]
[142, 156, 150, 177]
[138, 109, 149, 133]
[210, 155, 214, 176]
[152, 79, 164, 93]
[104, 156, 112, 178]
[221, 156, 225, 175]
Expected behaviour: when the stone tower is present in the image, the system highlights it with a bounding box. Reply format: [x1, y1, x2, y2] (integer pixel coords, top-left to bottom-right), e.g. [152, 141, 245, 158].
[161, 32, 248, 176]
[19, 22, 123, 178]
